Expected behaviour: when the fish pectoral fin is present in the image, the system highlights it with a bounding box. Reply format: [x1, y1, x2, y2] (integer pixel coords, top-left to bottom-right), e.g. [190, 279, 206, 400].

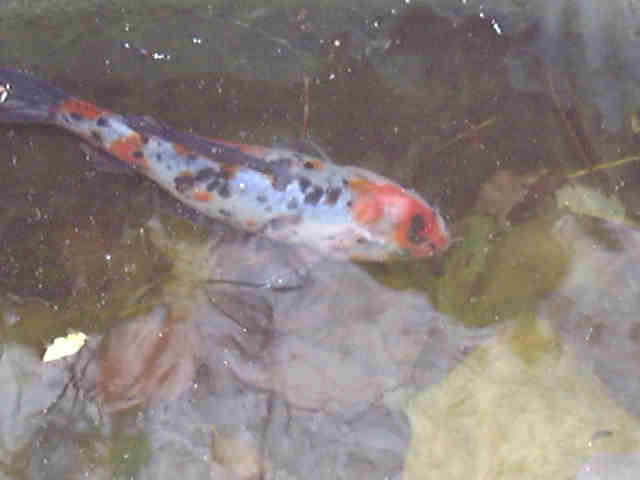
[274, 137, 331, 163]
[79, 142, 135, 175]
[204, 284, 275, 331]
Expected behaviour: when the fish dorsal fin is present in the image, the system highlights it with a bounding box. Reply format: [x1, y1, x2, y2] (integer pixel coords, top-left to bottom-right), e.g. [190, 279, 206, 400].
[125, 115, 278, 175]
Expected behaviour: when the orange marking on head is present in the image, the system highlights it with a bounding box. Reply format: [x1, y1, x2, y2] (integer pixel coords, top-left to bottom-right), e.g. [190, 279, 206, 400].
[58, 97, 109, 120]
[108, 134, 148, 169]
[394, 198, 448, 255]
[348, 177, 382, 194]
[193, 189, 213, 202]
[349, 177, 449, 257]
[349, 178, 385, 224]
[352, 195, 383, 224]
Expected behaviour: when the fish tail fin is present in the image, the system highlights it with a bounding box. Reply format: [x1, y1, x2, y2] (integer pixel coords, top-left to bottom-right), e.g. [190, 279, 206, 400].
[0, 68, 68, 124]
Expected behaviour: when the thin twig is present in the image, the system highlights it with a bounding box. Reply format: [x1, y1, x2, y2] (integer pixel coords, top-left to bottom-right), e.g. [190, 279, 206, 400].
[567, 154, 640, 178]
[427, 116, 498, 160]
[302, 74, 310, 139]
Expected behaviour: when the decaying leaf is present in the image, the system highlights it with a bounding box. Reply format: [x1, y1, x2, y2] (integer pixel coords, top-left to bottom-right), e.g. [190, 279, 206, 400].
[555, 183, 630, 225]
[474, 168, 552, 226]
[97, 304, 202, 412]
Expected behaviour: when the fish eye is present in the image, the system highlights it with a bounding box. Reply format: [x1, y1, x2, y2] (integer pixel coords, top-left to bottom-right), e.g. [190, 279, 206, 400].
[408, 213, 428, 245]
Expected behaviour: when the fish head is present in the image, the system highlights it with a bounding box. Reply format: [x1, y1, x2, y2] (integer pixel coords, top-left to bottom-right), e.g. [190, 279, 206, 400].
[348, 175, 449, 262]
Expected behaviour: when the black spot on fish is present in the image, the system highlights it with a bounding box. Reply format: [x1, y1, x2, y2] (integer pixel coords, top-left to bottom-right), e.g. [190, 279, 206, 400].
[195, 167, 217, 182]
[218, 209, 232, 217]
[90, 130, 103, 144]
[268, 214, 301, 231]
[256, 194, 267, 203]
[96, 117, 109, 127]
[342, 178, 349, 187]
[270, 157, 293, 191]
[408, 213, 427, 244]
[155, 153, 163, 162]
[221, 166, 235, 180]
[303, 161, 314, 170]
[133, 150, 144, 159]
[271, 157, 292, 169]
[287, 198, 299, 210]
[70, 112, 84, 121]
[207, 178, 221, 192]
[218, 183, 231, 198]
[298, 177, 311, 192]
[304, 186, 324, 205]
[325, 187, 342, 205]
[268, 217, 284, 231]
[346, 201, 353, 208]
[174, 174, 195, 193]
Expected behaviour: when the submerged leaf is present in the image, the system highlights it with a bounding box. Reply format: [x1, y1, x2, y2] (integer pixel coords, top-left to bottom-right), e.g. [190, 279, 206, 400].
[97, 304, 202, 412]
[474, 169, 550, 226]
[405, 320, 640, 480]
[555, 183, 631, 225]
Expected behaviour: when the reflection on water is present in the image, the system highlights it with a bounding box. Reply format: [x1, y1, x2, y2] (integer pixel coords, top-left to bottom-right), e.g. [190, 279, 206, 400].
[1, 1, 640, 479]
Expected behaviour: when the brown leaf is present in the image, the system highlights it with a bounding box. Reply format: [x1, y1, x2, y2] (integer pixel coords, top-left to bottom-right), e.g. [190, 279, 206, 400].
[474, 168, 552, 226]
[98, 304, 202, 412]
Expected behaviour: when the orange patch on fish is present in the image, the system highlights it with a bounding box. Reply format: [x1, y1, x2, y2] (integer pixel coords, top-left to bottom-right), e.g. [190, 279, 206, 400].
[172, 142, 192, 156]
[58, 97, 108, 120]
[389, 194, 449, 254]
[235, 144, 265, 157]
[245, 219, 259, 230]
[208, 138, 266, 158]
[349, 178, 392, 224]
[304, 157, 324, 170]
[350, 178, 418, 214]
[108, 133, 148, 169]
[349, 176, 449, 254]
[193, 189, 213, 202]
[222, 164, 238, 179]
[352, 195, 383, 225]
[348, 177, 382, 194]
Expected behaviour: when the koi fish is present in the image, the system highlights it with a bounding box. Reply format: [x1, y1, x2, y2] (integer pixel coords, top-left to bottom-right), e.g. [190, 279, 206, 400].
[0, 68, 449, 262]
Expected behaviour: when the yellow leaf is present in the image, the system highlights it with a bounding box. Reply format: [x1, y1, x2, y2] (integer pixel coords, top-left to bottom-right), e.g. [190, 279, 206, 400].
[42, 331, 87, 362]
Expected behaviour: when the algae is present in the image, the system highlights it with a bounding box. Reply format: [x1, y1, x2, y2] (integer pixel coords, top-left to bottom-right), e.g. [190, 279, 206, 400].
[109, 431, 151, 480]
[438, 215, 569, 326]
[0, 212, 171, 349]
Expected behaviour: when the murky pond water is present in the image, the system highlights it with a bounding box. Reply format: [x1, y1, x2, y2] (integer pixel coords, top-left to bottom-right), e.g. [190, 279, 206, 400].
[1, 1, 640, 479]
